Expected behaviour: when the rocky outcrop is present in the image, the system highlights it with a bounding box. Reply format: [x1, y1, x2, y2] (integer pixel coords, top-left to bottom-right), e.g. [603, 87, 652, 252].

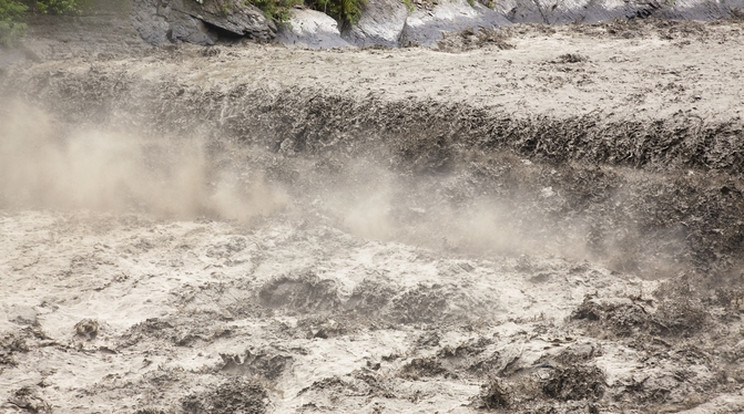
[175, 0, 277, 38]
[493, 0, 744, 24]
[342, 0, 409, 46]
[277, 9, 350, 48]
[132, 0, 276, 46]
[660, 0, 744, 20]
[402, 0, 511, 46]
[131, 0, 744, 47]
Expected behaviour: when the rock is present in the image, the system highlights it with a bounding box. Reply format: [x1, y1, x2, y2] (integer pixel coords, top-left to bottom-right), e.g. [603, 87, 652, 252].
[174, 0, 277, 40]
[543, 0, 635, 24]
[131, 0, 172, 45]
[662, 0, 744, 20]
[167, 11, 220, 45]
[74, 318, 100, 340]
[402, 0, 511, 46]
[343, 0, 409, 47]
[131, 0, 276, 46]
[277, 9, 351, 48]
[528, 0, 667, 24]
[494, 0, 744, 24]
[490, 0, 543, 23]
[131, 0, 744, 47]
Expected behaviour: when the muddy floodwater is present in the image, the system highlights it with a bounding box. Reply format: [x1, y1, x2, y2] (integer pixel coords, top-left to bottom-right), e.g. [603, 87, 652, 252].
[2, 16, 744, 414]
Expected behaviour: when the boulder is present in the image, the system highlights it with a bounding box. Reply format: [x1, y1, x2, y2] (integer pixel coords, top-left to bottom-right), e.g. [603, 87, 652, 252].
[500, 0, 640, 24]
[131, 0, 276, 46]
[544, 0, 641, 23]
[343, 0, 409, 47]
[657, 0, 744, 20]
[491, 0, 543, 23]
[131, 0, 744, 47]
[175, 0, 277, 40]
[494, 0, 744, 24]
[132, 0, 173, 45]
[277, 9, 351, 48]
[402, 0, 511, 46]
[529, 0, 670, 24]
[166, 10, 219, 44]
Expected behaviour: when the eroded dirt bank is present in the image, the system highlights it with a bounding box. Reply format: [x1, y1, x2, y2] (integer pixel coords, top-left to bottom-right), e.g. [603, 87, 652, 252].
[2, 19, 744, 414]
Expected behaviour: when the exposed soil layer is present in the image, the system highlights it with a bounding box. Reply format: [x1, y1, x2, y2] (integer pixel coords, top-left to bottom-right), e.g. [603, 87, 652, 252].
[2, 16, 744, 414]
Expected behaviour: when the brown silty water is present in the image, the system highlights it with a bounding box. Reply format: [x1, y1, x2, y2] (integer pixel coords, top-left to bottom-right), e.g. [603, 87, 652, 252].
[2, 12, 744, 414]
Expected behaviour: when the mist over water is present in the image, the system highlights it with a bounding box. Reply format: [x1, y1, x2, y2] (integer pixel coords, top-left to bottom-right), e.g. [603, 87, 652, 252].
[0, 99, 603, 262]
[0, 100, 287, 220]
[0, 98, 686, 276]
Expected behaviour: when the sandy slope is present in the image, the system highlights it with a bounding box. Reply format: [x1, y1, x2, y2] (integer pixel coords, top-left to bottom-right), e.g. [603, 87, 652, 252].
[2, 18, 744, 414]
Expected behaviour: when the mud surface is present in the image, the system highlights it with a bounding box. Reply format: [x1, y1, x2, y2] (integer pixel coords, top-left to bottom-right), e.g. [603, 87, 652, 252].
[2, 17, 744, 414]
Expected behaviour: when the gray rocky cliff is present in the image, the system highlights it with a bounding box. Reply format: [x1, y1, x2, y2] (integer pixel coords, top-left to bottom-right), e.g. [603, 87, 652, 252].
[131, 0, 744, 47]
[132, 0, 276, 46]
[342, 0, 409, 47]
[276, 9, 350, 48]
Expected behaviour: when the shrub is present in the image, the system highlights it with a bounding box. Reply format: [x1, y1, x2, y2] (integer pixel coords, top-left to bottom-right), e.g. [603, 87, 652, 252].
[0, 0, 26, 20]
[242, 0, 365, 28]
[243, 0, 302, 22]
[0, 0, 27, 45]
[34, 0, 81, 14]
[311, 0, 366, 26]
[0, 0, 82, 45]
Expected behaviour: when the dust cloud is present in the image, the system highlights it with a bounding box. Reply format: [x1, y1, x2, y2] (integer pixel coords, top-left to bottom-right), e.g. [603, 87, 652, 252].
[0, 100, 287, 220]
[0, 98, 604, 265]
[305, 158, 594, 263]
[0, 99, 568, 259]
[0, 99, 677, 274]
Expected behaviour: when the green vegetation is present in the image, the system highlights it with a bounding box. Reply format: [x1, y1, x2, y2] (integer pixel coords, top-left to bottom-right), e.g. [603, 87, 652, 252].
[401, 0, 413, 12]
[34, 0, 80, 14]
[1, 0, 368, 45]
[243, 0, 301, 22]
[0, 0, 27, 45]
[1, 0, 82, 45]
[310, 0, 366, 26]
[221, 1, 231, 15]
[0, 0, 26, 20]
[242, 0, 366, 26]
